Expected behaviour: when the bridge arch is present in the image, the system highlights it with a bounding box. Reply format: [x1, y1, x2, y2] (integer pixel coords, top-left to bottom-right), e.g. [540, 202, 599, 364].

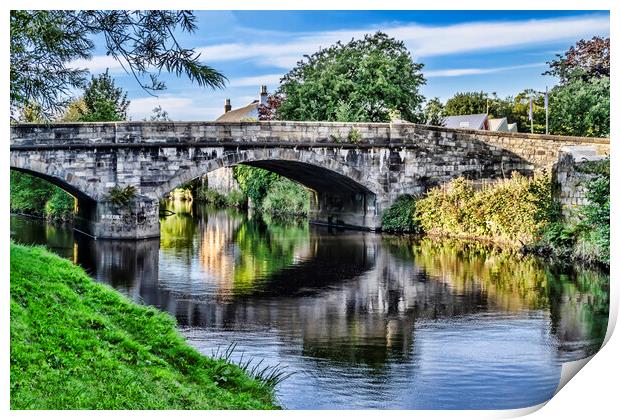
[152, 148, 385, 200]
[10, 154, 97, 203]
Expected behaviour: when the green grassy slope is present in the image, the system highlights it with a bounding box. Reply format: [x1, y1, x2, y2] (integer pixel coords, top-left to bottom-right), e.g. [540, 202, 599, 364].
[10, 243, 279, 409]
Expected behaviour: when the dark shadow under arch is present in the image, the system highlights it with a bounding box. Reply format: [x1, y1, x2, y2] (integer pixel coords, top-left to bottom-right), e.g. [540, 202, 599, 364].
[153, 148, 382, 200]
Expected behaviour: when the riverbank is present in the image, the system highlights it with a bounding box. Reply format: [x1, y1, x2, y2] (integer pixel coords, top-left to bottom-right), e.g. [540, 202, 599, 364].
[382, 166, 610, 269]
[10, 243, 280, 409]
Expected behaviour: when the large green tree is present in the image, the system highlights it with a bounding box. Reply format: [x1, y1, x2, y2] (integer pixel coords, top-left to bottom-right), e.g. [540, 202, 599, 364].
[80, 70, 130, 121]
[443, 91, 488, 116]
[549, 76, 610, 137]
[78, 70, 129, 121]
[10, 10, 226, 119]
[544, 37, 610, 137]
[423, 97, 445, 126]
[275, 32, 426, 123]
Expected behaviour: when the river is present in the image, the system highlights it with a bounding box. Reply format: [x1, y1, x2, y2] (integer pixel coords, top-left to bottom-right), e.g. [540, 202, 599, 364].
[10, 200, 609, 409]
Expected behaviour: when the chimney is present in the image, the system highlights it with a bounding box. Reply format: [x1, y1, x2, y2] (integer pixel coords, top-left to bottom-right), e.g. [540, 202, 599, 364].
[260, 85, 268, 106]
[224, 99, 231, 113]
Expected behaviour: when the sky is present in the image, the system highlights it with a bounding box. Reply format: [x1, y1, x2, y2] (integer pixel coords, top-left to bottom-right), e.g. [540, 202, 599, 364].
[75, 10, 610, 121]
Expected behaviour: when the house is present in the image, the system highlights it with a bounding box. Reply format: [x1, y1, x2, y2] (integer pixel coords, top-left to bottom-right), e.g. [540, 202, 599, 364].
[443, 114, 489, 130]
[443, 113, 518, 133]
[215, 85, 268, 122]
[488, 117, 509, 132]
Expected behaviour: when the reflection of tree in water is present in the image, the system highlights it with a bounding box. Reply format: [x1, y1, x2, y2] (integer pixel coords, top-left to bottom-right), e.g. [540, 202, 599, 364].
[545, 267, 609, 361]
[159, 200, 198, 257]
[385, 236, 609, 361]
[231, 214, 310, 295]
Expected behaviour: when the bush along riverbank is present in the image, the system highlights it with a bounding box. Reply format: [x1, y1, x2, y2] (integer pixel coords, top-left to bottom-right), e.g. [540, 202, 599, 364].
[10, 243, 280, 409]
[10, 172, 75, 223]
[382, 164, 609, 268]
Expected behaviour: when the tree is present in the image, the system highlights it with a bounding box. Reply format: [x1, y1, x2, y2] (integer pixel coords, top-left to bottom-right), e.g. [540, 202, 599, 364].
[423, 97, 445, 126]
[275, 32, 426, 123]
[543, 37, 610, 137]
[11, 10, 226, 119]
[544, 36, 610, 84]
[59, 99, 88, 122]
[444, 91, 488, 116]
[81, 70, 129, 120]
[508, 90, 546, 133]
[258, 94, 284, 121]
[148, 105, 172, 122]
[548, 76, 610, 137]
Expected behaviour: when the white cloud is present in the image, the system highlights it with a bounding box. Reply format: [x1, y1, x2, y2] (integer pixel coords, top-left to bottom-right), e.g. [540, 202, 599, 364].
[228, 73, 283, 88]
[128, 95, 223, 121]
[71, 55, 126, 74]
[426, 62, 546, 78]
[74, 14, 609, 75]
[193, 14, 609, 68]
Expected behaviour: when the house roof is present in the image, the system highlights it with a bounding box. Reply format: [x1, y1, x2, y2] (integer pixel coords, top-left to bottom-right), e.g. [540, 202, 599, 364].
[443, 113, 488, 130]
[215, 100, 259, 122]
[488, 117, 509, 132]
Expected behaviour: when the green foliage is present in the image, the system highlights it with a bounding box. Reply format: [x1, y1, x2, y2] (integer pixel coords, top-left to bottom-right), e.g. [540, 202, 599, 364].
[538, 159, 610, 265]
[261, 178, 310, 217]
[11, 10, 226, 119]
[442, 90, 547, 133]
[81, 70, 129, 121]
[10, 171, 75, 222]
[347, 128, 362, 143]
[381, 195, 421, 233]
[548, 76, 610, 137]
[45, 189, 75, 223]
[107, 185, 136, 206]
[233, 165, 280, 206]
[10, 243, 278, 409]
[444, 91, 488, 116]
[10, 171, 54, 217]
[275, 32, 426, 123]
[225, 190, 248, 208]
[423, 97, 445, 126]
[415, 172, 554, 245]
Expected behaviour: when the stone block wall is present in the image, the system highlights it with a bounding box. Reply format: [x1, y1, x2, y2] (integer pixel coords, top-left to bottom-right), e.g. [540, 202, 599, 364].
[10, 121, 610, 237]
[553, 146, 608, 219]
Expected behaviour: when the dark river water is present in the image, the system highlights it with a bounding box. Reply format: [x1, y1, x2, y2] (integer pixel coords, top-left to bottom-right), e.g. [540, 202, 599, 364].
[10, 201, 609, 409]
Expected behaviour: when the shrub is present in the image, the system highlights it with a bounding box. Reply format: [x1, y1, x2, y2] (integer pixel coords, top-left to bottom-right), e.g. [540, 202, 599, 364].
[381, 195, 421, 233]
[107, 185, 136, 206]
[233, 165, 279, 206]
[197, 188, 227, 206]
[225, 190, 247, 208]
[415, 171, 554, 245]
[44, 189, 75, 222]
[261, 178, 310, 216]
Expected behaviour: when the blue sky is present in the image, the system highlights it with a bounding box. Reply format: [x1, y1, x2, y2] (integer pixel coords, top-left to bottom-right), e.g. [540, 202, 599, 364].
[75, 10, 610, 121]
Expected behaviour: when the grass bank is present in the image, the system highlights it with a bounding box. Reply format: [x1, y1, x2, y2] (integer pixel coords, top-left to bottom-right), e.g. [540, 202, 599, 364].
[10, 243, 279, 409]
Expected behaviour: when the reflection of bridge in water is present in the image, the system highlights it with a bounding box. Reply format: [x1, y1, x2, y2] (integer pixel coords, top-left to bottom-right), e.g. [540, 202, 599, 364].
[10, 209, 606, 366]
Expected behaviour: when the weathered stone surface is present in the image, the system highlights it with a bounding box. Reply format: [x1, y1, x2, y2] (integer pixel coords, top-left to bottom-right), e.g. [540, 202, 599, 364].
[10, 121, 610, 238]
[553, 146, 608, 220]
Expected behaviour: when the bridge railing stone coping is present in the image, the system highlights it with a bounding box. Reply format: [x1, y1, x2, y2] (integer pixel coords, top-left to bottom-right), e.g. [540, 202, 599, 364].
[10, 121, 610, 148]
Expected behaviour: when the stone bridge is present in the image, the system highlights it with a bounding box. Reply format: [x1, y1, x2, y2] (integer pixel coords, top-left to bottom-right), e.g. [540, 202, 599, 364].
[10, 121, 609, 239]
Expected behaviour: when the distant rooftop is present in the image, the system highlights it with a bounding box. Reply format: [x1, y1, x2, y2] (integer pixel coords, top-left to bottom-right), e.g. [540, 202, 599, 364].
[215, 100, 259, 122]
[443, 113, 489, 130]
